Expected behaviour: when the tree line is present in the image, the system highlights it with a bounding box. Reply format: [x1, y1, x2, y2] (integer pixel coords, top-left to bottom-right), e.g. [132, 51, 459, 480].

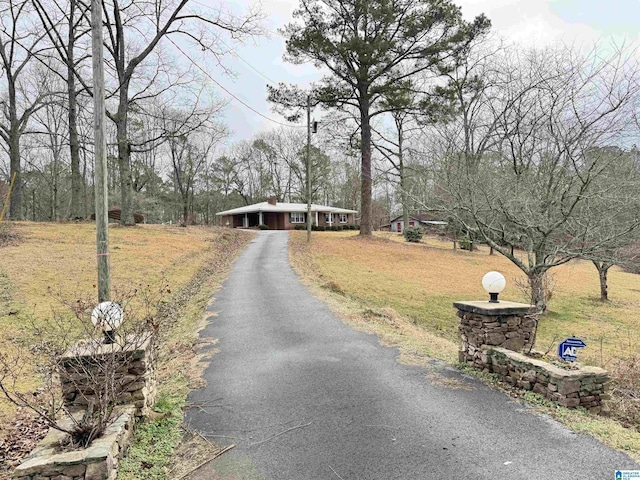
[0, 0, 261, 224]
[3, 0, 640, 310]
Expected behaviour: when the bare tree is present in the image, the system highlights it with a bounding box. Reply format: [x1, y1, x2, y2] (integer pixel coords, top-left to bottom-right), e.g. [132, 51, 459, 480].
[99, 0, 262, 225]
[32, 0, 92, 219]
[432, 43, 640, 312]
[163, 107, 227, 224]
[0, 0, 51, 219]
[577, 147, 640, 301]
[28, 90, 70, 220]
[372, 85, 424, 237]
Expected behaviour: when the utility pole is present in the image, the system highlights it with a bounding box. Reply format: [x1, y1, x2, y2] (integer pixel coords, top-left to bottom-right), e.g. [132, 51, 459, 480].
[306, 94, 312, 243]
[92, 0, 110, 302]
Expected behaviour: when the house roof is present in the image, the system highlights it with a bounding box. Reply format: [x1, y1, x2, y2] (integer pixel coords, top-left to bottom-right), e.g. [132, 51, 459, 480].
[216, 202, 358, 216]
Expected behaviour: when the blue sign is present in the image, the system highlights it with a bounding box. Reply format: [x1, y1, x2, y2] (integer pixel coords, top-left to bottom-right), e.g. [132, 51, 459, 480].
[558, 337, 587, 362]
[616, 471, 640, 479]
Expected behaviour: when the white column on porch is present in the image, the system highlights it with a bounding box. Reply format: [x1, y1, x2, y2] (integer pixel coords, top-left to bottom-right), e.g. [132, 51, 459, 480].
[244, 213, 248, 228]
[315, 211, 318, 226]
[259, 211, 263, 225]
[329, 213, 333, 227]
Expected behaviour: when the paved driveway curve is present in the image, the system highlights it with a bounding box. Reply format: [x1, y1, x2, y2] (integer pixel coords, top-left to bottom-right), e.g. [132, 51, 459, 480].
[186, 231, 638, 479]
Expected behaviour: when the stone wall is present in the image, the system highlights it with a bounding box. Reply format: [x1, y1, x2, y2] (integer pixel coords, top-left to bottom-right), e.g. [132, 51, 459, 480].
[13, 406, 135, 480]
[455, 300, 610, 413]
[455, 301, 537, 366]
[13, 334, 157, 479]
[59, 335, 157, 417]
[480, 346, 610, 413]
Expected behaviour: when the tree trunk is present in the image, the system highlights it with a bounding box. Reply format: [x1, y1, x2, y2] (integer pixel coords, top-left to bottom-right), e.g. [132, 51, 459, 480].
[68, 1, 83, 219]
[599, 267, 609, 302]
[359, 91, 372, 235]
[116, 89, 135, 225]
[593, 261, 611, 302]
[52, 152, 59, 220]
[8, 72, 21, 219]
[8, 123, 21, 220]
[398, 119, 409, 240]
[183, 201, 188, 225]
[82, 149, 88, 217]
[529, 271, 547, 313]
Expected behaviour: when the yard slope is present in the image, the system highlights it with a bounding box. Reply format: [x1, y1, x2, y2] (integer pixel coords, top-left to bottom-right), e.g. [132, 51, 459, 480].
[0, 222, 253, 475]
[289, 230, 640, 460]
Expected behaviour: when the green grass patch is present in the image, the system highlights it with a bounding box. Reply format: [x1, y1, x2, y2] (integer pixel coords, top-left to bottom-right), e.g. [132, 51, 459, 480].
[118, 394, 184, 480]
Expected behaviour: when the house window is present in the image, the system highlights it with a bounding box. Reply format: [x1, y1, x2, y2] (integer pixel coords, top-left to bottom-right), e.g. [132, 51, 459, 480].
[339, 214, 348, 223]
[397, 222, 402, 233]
[324, 213, 333, 223]
[290, 212, 306, 224]
[409, 221, 415, 227]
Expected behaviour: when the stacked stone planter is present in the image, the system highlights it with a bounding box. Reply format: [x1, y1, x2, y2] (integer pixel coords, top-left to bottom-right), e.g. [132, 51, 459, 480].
[59, 335, 157, 417]
[13, 334, 156, 479]
[455, 300, 537, 369]
[455, 300, 610, 413]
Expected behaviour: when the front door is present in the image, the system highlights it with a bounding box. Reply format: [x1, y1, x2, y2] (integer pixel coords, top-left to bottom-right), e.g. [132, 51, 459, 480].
[397, 222, 402, 233]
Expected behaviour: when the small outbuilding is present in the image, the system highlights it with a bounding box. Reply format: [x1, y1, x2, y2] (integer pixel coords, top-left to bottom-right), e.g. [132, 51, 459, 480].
[216, 197, 358, 230]
[381, 213, 447, 233]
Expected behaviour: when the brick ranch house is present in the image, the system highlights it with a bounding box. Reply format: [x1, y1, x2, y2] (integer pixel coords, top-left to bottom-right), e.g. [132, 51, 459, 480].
[216, 198, 358, 230]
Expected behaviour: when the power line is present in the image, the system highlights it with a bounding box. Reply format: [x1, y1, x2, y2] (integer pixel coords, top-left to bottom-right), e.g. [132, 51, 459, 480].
[187, 0, 282, 83]
[188, 0, 284, 37]
[168, 37, 303, 129]
[220, 38, 279, 84]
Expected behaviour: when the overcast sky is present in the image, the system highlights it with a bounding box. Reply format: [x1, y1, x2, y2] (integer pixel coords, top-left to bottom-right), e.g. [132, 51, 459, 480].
[194, 0, 640, 143]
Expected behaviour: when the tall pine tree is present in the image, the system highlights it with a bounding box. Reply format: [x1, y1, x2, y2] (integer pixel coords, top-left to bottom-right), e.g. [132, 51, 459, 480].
[277, 0, 489, 234]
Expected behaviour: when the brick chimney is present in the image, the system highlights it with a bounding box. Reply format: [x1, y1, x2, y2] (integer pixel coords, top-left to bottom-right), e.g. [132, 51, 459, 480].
[267, 196, 277, 205]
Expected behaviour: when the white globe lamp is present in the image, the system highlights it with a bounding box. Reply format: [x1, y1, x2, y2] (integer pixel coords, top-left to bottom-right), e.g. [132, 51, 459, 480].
[482, 271, 506, 303]
[91, 301, 124, 344]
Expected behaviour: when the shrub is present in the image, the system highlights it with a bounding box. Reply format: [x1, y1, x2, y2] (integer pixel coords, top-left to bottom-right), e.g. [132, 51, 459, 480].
[459, 238, 473, 250]
[349, 225, 357, 230]
[258, 224, 269, 230]
[0, 286, 168, 448]
[331, 226, 339, 231]
[294, 225, 305, 230]
[317, 226, 326, 231]
[404, 226, 424, 243]
[609, 356, 640, 427]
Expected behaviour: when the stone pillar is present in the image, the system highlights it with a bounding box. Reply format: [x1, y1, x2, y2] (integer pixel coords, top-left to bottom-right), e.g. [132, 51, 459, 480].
[455, 300, 536, 368]
[59, 334, 157, 417]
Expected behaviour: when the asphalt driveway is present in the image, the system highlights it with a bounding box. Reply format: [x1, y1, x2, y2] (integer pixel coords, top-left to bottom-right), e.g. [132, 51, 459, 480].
[186, 231, 638, 479]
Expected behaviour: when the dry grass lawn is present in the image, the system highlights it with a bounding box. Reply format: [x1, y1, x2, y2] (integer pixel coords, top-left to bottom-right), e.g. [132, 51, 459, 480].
[291, 230, 640, 369]
[0, 222, 240, 423]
